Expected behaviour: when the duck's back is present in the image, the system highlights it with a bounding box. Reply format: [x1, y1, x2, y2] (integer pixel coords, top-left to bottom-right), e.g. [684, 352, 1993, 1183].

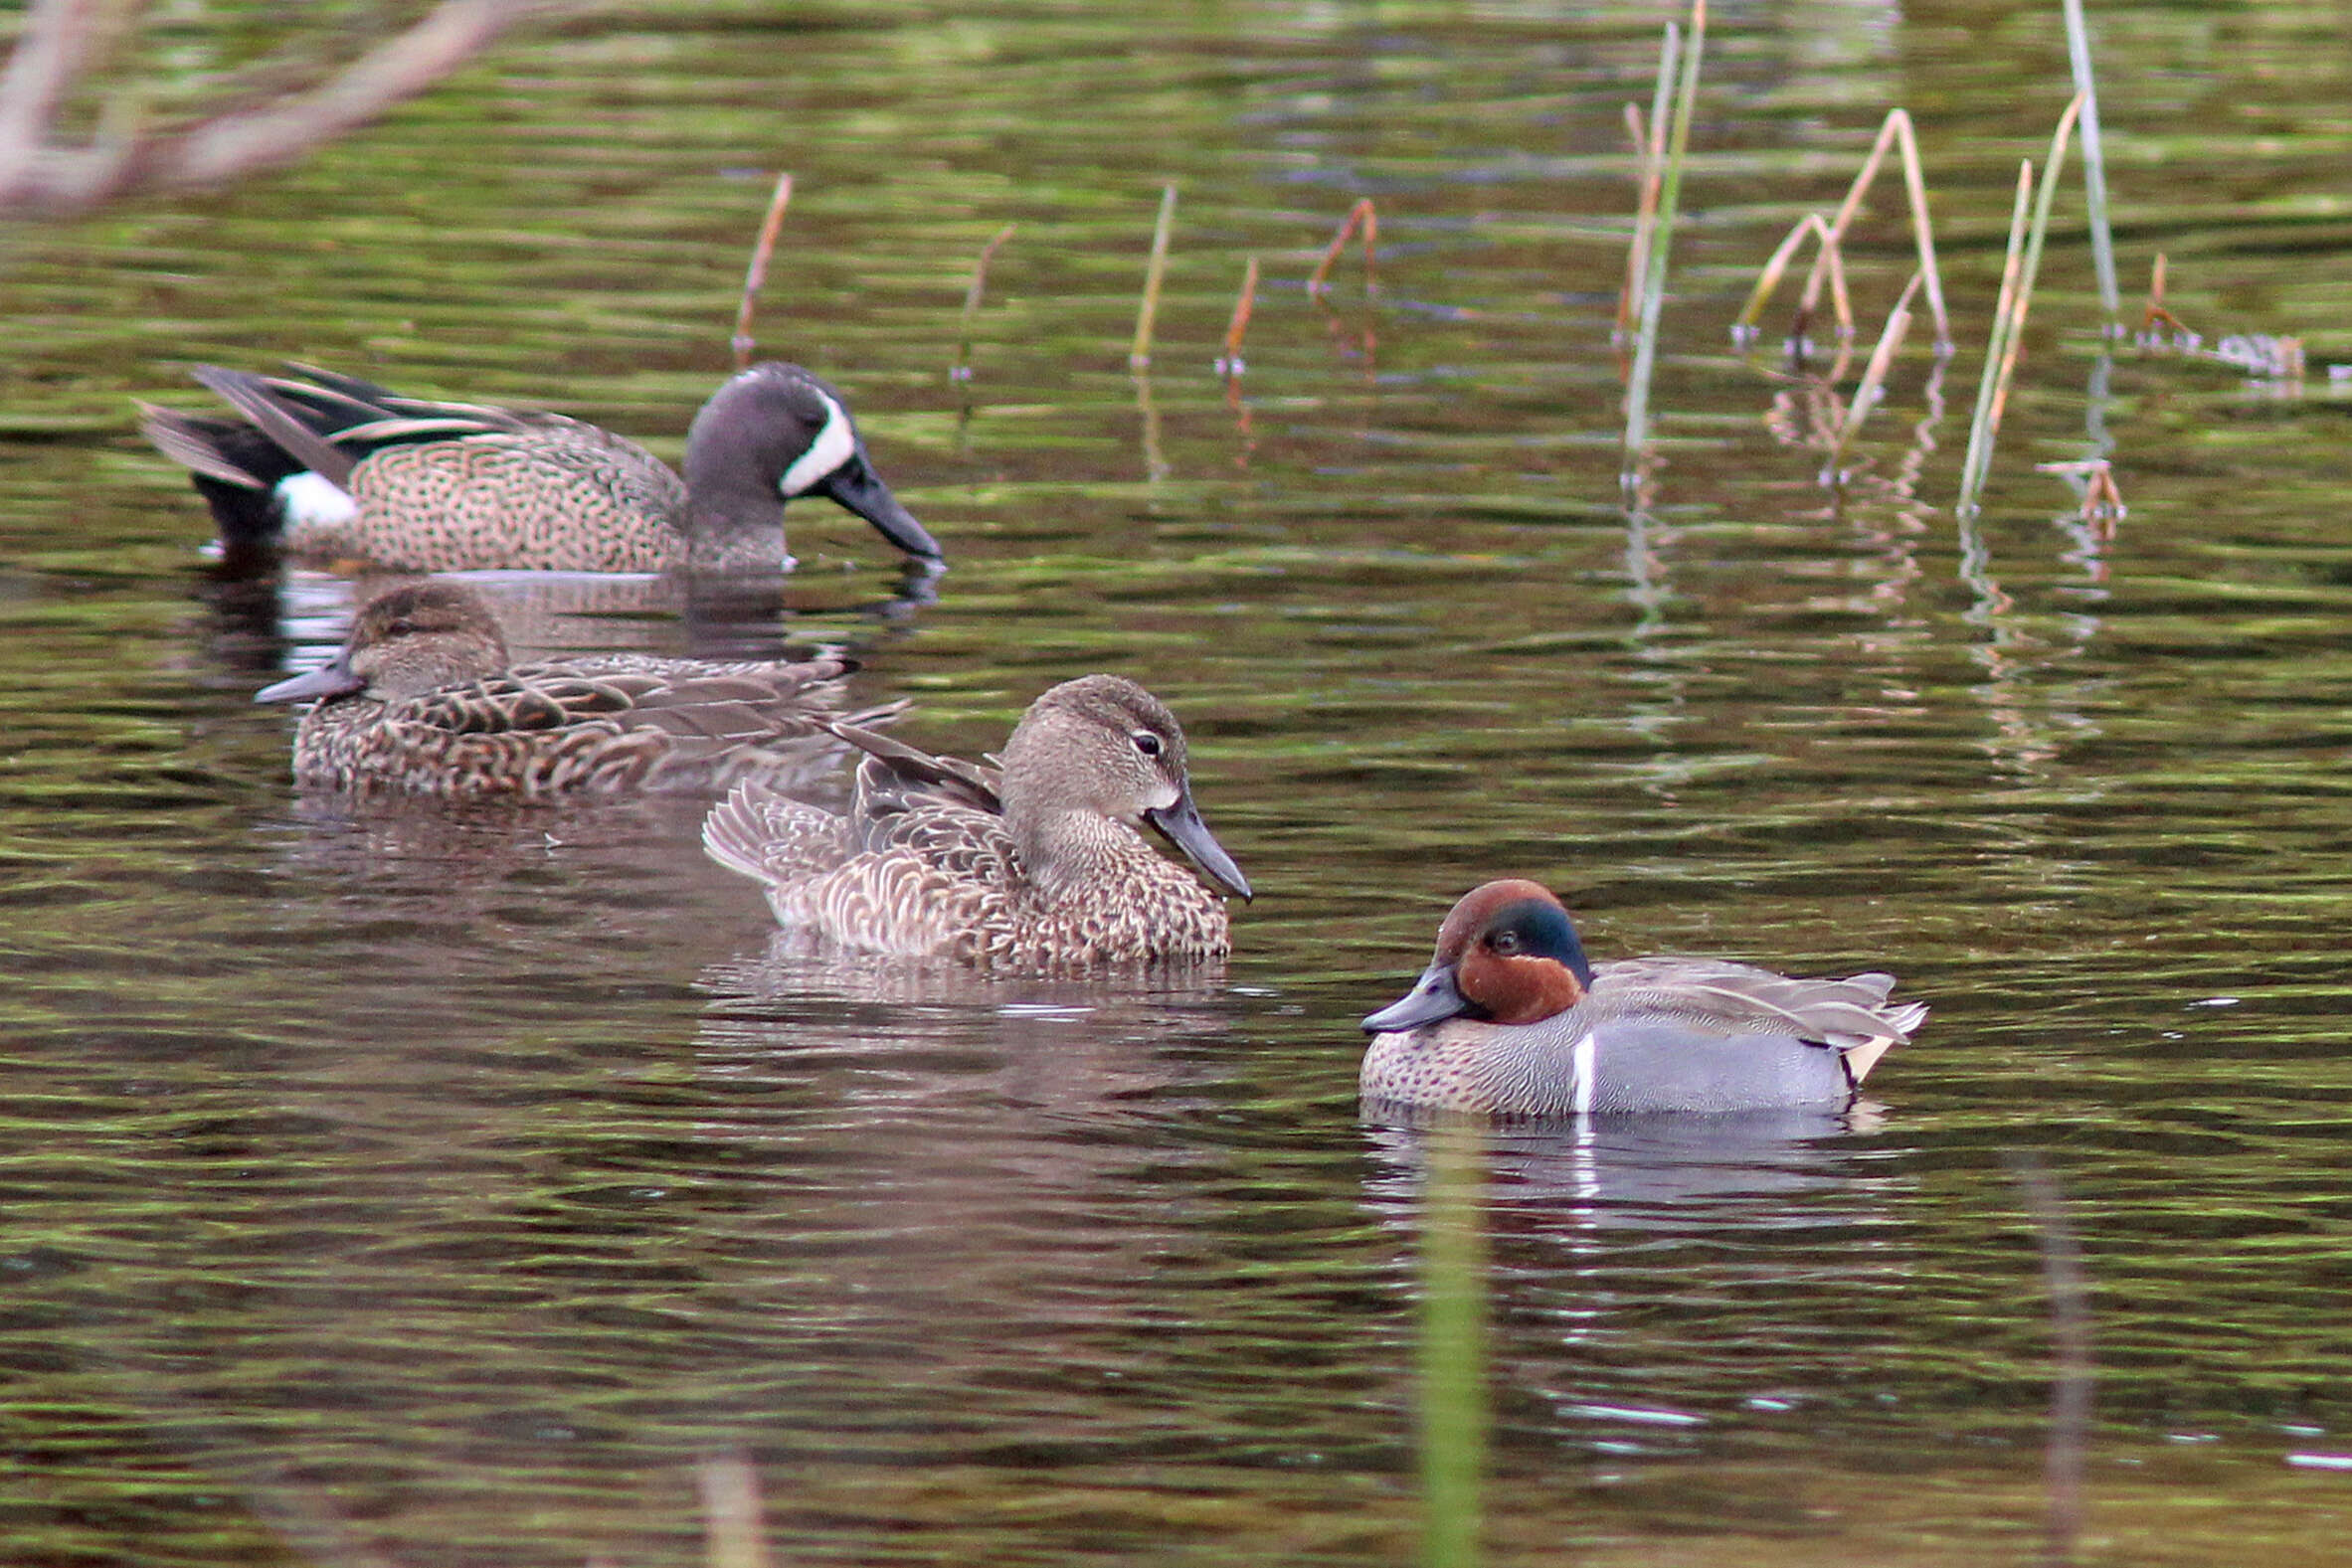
[1586, 958, 1910, 1044]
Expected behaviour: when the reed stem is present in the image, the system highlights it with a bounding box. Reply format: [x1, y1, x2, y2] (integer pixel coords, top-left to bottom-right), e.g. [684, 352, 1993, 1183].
[1823, 268, 1922, 482]
[1309, 198, 1379, 298]
[1622, 0, 1705, 462]
[1956, 91, 2086, 514]
[951, 224, 1016, 385]
[1217, 255, 1260, 377]
[1614, 101, 1649, 344]
[1617, 42, 1677, 348]
[2061, 0, 2119, 326]
[730, 171, 794, 371]
[1417, 1122, 1489, 1568]
[2139, 252, 2188, 337]
[1989, 97, 2084, 452]
[1956, 161, 2036, 516]
[1129, 183, 1177, 371]
[1735, 109, 1948, 350]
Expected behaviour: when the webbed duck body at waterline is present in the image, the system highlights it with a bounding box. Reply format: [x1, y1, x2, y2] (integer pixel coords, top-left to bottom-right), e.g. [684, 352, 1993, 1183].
[141, 361, 940, 574]
[1362, 880, 1924, 1117]
[703, 675, 1251, 968]
[257, 579, 882, 797]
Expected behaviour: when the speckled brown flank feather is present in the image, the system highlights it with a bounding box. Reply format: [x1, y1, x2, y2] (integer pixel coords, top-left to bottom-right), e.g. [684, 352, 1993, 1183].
[701, 675, 1248, 969]
[259, 580, 884, 799]
[332, 428, 691, 573]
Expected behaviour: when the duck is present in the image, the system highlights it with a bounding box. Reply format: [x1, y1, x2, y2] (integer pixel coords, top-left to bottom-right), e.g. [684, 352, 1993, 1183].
[1361, 879, 1924, 1116]
[139, 361, 942, 574]
[701, 674, 1252, 967]
[255, 578, 890, 797]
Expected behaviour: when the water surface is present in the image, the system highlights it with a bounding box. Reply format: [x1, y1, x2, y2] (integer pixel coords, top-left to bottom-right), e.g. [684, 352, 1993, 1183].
[4, 2, 2352, 1563]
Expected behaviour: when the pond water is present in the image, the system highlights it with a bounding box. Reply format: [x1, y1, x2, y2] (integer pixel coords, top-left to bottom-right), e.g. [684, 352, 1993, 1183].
[4, 1, 2352, 1563]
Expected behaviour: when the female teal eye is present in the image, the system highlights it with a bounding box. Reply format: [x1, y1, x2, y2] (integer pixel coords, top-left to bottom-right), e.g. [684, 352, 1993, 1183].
[1132, 731, 1164, 758]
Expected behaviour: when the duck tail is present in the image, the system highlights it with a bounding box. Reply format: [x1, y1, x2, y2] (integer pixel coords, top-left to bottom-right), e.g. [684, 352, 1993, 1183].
[1841, 1001, 1926, 1088]
[702, 778, 785, 883]
[141, 366, 406, 554]
[189, 366, 363, 488]
[136, 402, 303, 552]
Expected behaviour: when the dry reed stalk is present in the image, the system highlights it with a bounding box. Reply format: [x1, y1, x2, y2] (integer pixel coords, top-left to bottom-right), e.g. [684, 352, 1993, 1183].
[952, 223, 1016, 384]
[1616, 50, 1675, 349]
[1614, 101, 1649, 345]
[1819, 227, 1854, 348]
[1823, 268, 1923, 481]
[1621, 0, 1705, 460]
[730, 171, 794, 370]
[1888, 111, 1952, 347]
[2061, 0, 2119, 325]
[2139, 253, 2189, 337]
[1735, 108, 1949, 350]
[1308, 198, 1379, 298]
[696, 1454, 772, 1568]
[1129, 182, 1178, 370]
[1217, 255, 1260, 377]
[1737, 212, 1836, 346]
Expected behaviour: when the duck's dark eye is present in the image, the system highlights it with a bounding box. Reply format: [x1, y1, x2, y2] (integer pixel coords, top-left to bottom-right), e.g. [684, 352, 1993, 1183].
[1490, 931, 1522, 956]
[385, 618, 417, 637]
[1131, 731, 1165, 758]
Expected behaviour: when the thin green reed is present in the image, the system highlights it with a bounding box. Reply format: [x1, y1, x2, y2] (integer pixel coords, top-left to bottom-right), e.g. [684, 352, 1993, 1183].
[1130, 183, 1178, 371]
[1621, 0, 1706, 467]
[1418, 1121, 1491, 1568]
[2061, 0, 2118, 326]
[1956, 93, 2085, 516]
[1615, 27, 1679, 348]
[1955, 165, 2035, 517]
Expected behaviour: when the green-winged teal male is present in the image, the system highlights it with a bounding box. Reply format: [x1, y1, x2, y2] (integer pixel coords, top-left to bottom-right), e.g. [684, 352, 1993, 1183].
[1361, 879, 1924, 1116]
[256, 579, 887, 797]
[141, 362, 942, 573]
[701, 675, 1252, 967]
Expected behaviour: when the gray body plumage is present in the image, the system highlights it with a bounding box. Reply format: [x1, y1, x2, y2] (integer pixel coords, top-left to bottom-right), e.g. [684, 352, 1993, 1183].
[1363, 958, 1925, 1117]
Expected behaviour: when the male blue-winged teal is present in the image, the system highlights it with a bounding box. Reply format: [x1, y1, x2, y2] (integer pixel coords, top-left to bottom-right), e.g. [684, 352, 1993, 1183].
[701, 675, 1252, 966]
[140, 361, 942, 573]
[256, 579, 887, 797]
[1361, 879, 1924, 1116]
